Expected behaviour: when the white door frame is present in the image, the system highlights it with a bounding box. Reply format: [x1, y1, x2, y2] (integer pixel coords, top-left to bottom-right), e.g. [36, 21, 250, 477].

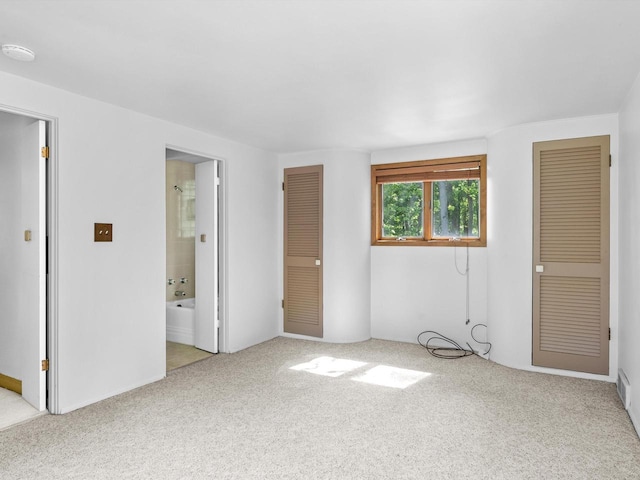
[0, 103, 59, 414]
[165, 145, 228, 353]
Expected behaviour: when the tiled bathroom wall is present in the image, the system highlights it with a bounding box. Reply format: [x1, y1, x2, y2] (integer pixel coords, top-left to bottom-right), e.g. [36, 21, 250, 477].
[166, 160, 196, 301]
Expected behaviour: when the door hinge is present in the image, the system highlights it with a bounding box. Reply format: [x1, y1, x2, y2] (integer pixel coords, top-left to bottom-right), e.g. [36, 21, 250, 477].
[41, 146, 49, 159]
[609, 328, 611, 341]
[609, 154, 612, 167]
[282, 182, 285, 191]
[41, 359, 49, 371]
[281, 299, 284, 308]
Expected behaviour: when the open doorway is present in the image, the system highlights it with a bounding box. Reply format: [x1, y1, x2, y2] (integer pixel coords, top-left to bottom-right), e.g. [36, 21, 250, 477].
[0, 109, 52, 429]
[165, 147, 223, 371]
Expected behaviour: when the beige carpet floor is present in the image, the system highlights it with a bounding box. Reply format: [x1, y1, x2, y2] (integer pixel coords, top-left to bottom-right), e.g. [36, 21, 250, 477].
[1, 337, 639, 479]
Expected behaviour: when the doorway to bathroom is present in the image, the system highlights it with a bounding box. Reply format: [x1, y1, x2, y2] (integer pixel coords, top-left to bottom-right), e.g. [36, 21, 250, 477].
[165, 148, 223, 371]
[0, 108, 54, 428]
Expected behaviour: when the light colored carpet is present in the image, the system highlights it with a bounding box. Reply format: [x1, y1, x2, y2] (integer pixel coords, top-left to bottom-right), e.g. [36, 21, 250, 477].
[166, 341, 213, 371]
[1, 337, 639, 479]
[0, 387, 45, 431]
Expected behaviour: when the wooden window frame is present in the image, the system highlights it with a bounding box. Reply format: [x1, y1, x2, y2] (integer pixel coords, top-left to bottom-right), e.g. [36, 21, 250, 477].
[371, 154, 487, 247]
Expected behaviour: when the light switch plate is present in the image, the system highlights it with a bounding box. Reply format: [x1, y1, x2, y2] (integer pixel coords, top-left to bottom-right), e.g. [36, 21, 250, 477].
[94, 223, 113, 242]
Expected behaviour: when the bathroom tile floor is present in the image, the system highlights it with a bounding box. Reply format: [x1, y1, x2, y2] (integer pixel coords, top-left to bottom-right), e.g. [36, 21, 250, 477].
[0, 387, 46, 431]
[166, 341, 213, 371]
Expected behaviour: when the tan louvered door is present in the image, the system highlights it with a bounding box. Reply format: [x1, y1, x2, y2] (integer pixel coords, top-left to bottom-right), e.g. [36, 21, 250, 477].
[284, 165, 323, 337]
[533, 136, 609, 374]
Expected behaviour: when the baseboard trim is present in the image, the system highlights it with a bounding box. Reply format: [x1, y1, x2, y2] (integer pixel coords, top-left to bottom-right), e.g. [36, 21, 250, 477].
[58, 373, 166, 414]
[0, 373, 22, 395]
[629, 405, 640, 440]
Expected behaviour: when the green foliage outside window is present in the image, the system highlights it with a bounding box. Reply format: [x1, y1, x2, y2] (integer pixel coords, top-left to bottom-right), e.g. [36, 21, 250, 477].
[382, 182, 423, 237]
[382, 180, 479, 239]
[432, 179, 479, 238]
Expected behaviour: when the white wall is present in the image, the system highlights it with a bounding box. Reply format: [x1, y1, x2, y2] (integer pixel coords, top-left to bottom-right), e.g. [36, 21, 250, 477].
[278, 150, 371, 343]
[0, 113, 34, 381]
[0, 66, 626, 416]
[619, 73, 640, 433]
[487, 114, 619, 381]
[370, 139, 489, 347]
[0, 70, 279, 413]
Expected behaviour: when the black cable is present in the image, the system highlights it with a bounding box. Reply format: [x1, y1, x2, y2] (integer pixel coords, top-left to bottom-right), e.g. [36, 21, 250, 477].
[470, 323, 491, 355]
[417, 325, 492, 359]
[417, 330, 474, 359]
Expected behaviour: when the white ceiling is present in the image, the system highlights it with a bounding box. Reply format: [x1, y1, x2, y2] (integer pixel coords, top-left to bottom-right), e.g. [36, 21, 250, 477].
[1, 0, 640, 153]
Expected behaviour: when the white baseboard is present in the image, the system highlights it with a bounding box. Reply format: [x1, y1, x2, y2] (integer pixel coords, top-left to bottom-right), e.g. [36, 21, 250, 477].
[58, 374, 166, 414]
[629, 404, 640, 440]
[167, 325, 195, 346]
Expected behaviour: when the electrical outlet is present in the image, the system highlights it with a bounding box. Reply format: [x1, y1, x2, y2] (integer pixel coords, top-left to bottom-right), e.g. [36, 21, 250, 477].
[94, 223, 113, 242]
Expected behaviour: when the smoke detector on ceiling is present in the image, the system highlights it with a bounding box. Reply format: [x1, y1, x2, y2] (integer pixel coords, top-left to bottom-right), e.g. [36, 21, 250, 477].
[2, 44, 36, 62]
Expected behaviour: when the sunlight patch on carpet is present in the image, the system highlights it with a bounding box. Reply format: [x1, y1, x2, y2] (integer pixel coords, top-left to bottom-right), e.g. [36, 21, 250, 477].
[352, 365, 431, 389]
[290, 356, 367, 377]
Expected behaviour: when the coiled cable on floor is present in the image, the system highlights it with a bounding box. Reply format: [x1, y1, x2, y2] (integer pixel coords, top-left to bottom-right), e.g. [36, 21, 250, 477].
[417, 330, 474, 359]
[417, 324, 492, 359]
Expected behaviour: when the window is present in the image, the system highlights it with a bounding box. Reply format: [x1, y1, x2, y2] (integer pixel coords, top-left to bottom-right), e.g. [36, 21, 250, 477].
[371, 154, 486, 246]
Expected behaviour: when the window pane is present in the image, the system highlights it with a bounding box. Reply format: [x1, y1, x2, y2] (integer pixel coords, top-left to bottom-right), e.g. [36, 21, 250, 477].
[382, 182, 423, 238]
[432, 179, 479, 238]
[178, 179, 196, 238]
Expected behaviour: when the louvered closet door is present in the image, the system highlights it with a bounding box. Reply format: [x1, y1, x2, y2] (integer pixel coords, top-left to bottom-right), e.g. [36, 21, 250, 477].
[284, 165, 323, 337]
[533, 136, 610, 375]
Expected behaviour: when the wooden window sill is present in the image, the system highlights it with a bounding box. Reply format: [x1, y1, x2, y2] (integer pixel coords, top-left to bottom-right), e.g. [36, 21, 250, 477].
[372, 239, 486, 247]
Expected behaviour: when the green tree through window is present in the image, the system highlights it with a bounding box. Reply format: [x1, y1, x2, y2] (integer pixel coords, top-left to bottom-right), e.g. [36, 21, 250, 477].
[432, 179, 479, 238]
[382, 182, 423, 238]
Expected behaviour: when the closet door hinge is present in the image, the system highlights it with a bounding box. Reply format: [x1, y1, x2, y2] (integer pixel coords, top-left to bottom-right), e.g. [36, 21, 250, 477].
[41, 359, 49, 371]
[609, 155, 612, 167]
[281, 299, 284, 308]
[609, 328, 611, 341]
[282, 182, 285, 191]
[41, 146, 49, 159]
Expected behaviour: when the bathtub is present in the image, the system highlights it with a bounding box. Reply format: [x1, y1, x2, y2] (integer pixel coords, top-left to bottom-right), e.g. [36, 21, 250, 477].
[166, 298, 195, 345]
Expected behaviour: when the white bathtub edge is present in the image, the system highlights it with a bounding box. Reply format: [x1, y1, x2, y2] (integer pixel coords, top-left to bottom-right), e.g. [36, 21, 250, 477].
[167, 325, 195, 346]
